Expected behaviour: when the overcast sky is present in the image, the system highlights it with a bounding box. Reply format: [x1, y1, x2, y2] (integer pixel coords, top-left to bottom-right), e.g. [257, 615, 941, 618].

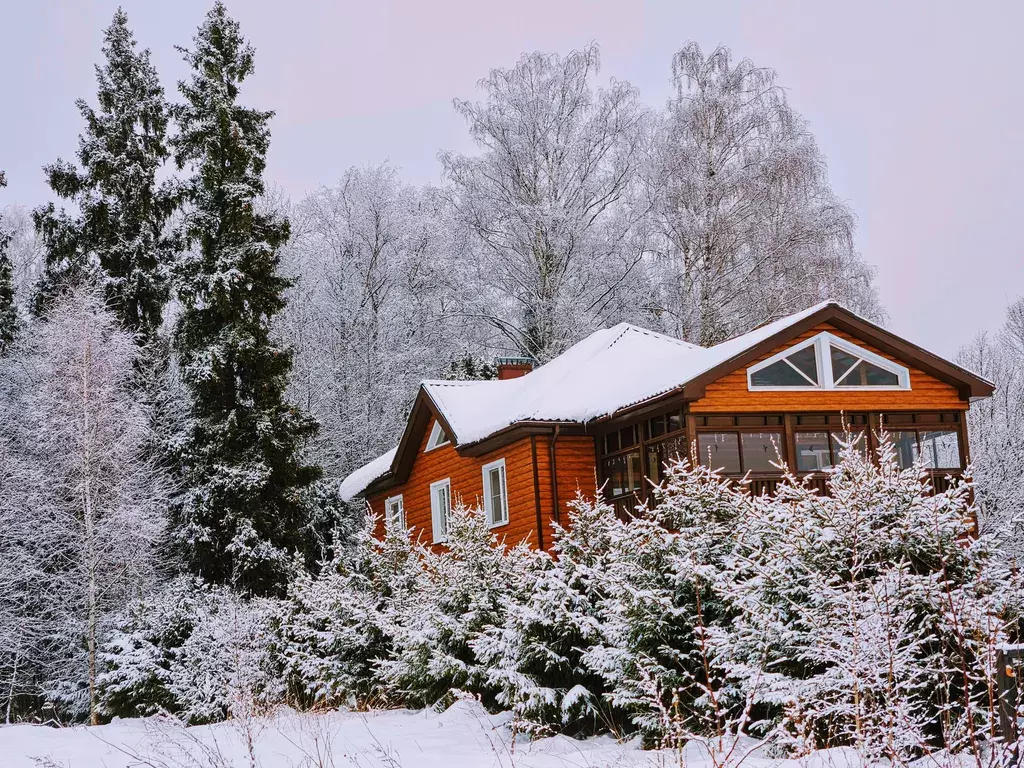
[1, 0, 1020, 357]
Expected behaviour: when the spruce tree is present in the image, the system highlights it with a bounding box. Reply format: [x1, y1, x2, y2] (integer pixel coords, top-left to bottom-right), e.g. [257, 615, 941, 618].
[171, 2, 322, 596]
[0, 170, 18, 354]
[32, 9, 173, 342]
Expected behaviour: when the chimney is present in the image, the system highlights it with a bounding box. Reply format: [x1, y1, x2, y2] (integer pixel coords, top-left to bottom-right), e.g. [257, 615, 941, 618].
[496, 356, 535, 380]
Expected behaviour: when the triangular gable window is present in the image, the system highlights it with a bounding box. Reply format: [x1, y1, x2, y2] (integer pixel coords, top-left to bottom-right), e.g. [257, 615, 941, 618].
[426, 420, 451, 451]
[748, 332, 909, 391]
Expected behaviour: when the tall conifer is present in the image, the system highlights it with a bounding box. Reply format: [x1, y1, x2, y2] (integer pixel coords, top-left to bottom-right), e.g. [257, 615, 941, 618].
[0, 170, 18, 354]
[170, 2, 322, 596]
[33, 9, 173, 342]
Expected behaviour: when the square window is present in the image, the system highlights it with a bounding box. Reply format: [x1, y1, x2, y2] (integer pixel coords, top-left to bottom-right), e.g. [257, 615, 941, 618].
[920, 430, 961, 470]
[430, 478, 451, 543]
[740, 432, 783, 473]
[482, 459, 508, 527]
[890, 431, 920, 469]
[697, 433, 741, 474]
[795, 432, 832, 472]
[667, 412, 683, 433]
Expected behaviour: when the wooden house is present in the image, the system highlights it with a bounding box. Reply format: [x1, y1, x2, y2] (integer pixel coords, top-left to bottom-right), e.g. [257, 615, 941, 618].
[339, 302, 994, 549]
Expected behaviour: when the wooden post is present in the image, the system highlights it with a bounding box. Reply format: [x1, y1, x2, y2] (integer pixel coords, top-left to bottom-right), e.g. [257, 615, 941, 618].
[997, 645, 1022, 765]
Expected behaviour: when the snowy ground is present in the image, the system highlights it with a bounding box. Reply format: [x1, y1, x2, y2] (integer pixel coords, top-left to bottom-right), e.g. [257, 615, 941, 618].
[0, 699, 866, 768]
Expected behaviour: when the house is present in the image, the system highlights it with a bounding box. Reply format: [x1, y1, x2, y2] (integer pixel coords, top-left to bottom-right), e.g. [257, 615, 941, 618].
[339, 301, 994, 549]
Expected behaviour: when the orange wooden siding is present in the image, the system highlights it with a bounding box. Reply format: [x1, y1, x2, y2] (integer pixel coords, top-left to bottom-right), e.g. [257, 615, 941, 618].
[690, 323, 966, 413]
[367, 417, 541, 549]
[530, 434, 598, 546]
[367, 419, 598, 551]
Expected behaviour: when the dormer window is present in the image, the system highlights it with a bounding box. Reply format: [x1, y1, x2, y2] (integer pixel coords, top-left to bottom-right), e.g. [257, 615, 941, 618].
[748, 332, 909, 391]
[426, 420, 451, 451]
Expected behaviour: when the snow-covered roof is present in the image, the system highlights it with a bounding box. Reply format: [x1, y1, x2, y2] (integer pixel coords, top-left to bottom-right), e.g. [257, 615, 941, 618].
[340, 302, 837, 500]
[421, 300, 835, 446]
[339, 447, 397, 502]
[340, 299, 995, 500]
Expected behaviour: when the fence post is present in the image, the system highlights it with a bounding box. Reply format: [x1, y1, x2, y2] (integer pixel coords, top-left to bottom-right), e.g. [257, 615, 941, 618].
[998, 646, 1021, 767]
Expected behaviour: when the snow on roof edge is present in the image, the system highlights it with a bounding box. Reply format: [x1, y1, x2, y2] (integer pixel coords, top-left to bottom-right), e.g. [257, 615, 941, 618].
[338, 446, 397, 502]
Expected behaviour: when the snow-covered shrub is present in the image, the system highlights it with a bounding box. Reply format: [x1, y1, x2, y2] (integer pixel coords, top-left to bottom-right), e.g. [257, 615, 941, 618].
[99, 576, 284, 724]
[722, 437, 1024, 762]
[473, 495, 619, 736]
[379, 504, 533, 708]
[583, 464, 747, 749]
[282, 511, 418, 708]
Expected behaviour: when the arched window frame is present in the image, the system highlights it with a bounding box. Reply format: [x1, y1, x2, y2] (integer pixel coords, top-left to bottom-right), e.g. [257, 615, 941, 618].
[747, 331, 910, 391]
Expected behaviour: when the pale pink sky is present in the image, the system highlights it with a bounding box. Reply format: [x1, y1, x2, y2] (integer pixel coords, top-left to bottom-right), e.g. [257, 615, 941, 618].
[2, 0, 1020, 355]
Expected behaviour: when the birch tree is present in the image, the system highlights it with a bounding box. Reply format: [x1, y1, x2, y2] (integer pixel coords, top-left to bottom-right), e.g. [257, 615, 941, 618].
[959, 296, 1024, 560]
[0, 287, 168, 723]
[441, 44, 650, 361]
[646, 43, 882, 345]
[280, 165, 470, 480]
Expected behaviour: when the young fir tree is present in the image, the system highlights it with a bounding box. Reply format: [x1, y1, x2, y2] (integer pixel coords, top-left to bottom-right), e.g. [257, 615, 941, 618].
[170, 2, 322, 596]
[32, 10, 173, 341]
[0, 170, 19, 354]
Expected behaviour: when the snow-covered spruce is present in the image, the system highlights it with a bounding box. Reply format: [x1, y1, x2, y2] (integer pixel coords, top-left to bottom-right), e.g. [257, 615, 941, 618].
[32, 9, 173, 342]
[378, 505, 534, 708]
[169, 2, 328, 596]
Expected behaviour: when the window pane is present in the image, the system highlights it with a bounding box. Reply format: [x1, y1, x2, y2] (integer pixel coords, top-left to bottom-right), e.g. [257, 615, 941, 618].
[605, 432, 619, 454]
[602, 450, 642, 497]
[920, 430, 961, 469]
[667, 412, 683, 433]
[620, 425, 637, 448]
[787, 346, 819, 384]
[697, 433, 741, 474]
[830, 431, 869, 462]
[835, 360, 899, 387]
[795, 432, 832, 472]
[830, 347, 860, 383]
[890, 431, 919, 469]
[741, 432, 783, 473]
[751, 359, 813, 387]
[649, 415, 665, 439]
[487, 465, 507, 524]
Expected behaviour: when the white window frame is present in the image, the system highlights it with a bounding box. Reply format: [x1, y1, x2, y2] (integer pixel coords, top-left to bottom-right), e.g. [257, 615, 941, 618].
[747, 331, 910, 392]
[481, 458, 509, 528]
[384, 494, 404, 530]
[425, 420, 451, 451]
[429, 478, 451, 543]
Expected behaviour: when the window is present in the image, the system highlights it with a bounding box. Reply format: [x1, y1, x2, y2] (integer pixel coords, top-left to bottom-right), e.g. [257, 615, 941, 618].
[697, 433, 741, 474]
[887, 429, 961, 470]
[430, 478, 451, 543]
[602, 450, 643, 498]
[426, 420, 451, 451]
[698, 431, 783, 475]
[384, 494, 405, 529]
[794, 430, 868, 472]
[482, 459, 508, 527]
[740, 432, 783, 473]
[748, 332, 909, 391]
[920, 430, 961, 469]
[795, 432, 832, 472]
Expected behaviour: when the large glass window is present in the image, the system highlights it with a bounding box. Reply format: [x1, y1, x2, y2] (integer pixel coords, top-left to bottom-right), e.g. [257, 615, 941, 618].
[697, 433, 741, 474]
[920, 430, 961, 469]
[603, 450, 643, 498]
[830, 431, 869, 462]
[750, 344, 818, 387]
[795, 432, 832, 472]
[646, 434, 688, 485]
[741, 432, 783, 473]
[482, 459, 508, 527]
[891, 431, 920, 469]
